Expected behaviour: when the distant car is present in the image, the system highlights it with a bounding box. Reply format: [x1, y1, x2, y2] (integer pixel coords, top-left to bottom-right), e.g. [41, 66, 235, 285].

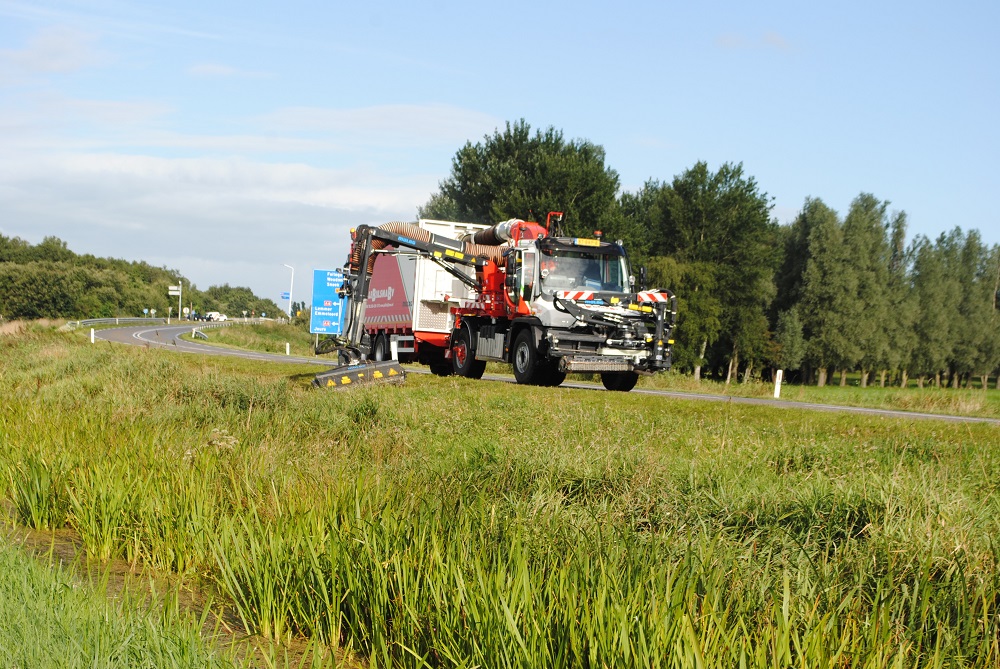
[205, 311, 228, 321]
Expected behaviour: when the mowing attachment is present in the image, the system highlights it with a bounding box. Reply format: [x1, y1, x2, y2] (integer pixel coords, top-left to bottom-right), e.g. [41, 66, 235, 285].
[312, 359, 406, 389]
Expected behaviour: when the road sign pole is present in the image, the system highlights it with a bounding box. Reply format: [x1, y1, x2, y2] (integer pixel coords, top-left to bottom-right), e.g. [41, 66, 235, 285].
[283, 264, 294, 320]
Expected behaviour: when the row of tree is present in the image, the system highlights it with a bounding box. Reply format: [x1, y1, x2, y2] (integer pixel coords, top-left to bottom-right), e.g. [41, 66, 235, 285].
[420, 120, 1000, 388]
[0, 235, 281, 321]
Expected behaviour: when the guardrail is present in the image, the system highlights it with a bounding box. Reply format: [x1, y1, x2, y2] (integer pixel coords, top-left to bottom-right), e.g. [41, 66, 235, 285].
[67, 317, 166, 328]
[68, 317, 268, 329]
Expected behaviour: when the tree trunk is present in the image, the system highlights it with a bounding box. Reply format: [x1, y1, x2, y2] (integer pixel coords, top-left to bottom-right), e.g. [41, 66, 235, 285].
[981, 375, 988, 390]
[900, 369, 908, 388]
[817, 368, 828, 387]
[839, 369, 847, 386]
[693, 339, 707, 382]
[860, 369, 869, 388]
[934, 372, 941, 388]
[918, 374, 925, 389]
[726, 348, 739, 385]
[952, 372, 961, 389]
[742, 359, 754, 383]
[879, 370, 887, 387]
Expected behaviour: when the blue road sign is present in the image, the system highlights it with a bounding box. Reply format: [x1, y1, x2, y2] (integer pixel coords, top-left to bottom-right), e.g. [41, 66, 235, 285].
[281, 292, 290, 300]
[310, 269, 346, 335]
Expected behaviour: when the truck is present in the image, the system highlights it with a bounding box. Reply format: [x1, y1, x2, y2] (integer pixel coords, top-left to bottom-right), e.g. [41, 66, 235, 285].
[314, 213, 677, 391]
[348, 219, 489, 375]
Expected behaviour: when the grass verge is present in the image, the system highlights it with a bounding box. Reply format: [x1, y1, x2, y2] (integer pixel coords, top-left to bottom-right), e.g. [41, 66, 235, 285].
[4, 325, 1000, 667]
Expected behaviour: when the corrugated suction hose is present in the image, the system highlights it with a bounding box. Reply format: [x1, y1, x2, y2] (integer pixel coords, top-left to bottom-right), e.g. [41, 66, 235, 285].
[352, 221, 510, 275]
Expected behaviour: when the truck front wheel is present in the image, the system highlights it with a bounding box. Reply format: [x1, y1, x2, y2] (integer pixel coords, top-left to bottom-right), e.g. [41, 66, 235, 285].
[535, 362, 566, 387]
[372, 333, 390, 361]
[601, 371, 639, 392]
[452, 327, 486, 379]
[512, 330, 539, 385]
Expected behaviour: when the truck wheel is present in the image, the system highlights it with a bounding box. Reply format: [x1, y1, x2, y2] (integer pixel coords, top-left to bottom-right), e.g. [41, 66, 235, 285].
[427, 352, 452, 376]
[536, 362, 566, 387]
[512, 330, 538, 385]
[372, 334, 390, 361]
[601, 371, 639, 392]
[452, 328, 486, 379]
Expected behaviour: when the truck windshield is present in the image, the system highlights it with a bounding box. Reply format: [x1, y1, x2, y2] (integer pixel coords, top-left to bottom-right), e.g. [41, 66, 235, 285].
[538, 250, 628, 293]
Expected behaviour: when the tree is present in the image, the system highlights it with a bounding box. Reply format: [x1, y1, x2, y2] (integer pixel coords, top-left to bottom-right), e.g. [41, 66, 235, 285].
[884, 212, 918, 386]
[842, 194, 892, 387]
[645, 258, 722, 378]
[635, 162, 778, 382]
[772, 204, 819, 319]
[950, 231, 995, 387]
[772, 308, 806, 374]
[422, 120, 623, 240]
[909, 235, 958, 387]
[798, 199, 857, 386]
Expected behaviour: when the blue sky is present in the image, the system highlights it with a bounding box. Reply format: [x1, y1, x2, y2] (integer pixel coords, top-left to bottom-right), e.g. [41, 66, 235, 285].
[1, 0, 997, 310]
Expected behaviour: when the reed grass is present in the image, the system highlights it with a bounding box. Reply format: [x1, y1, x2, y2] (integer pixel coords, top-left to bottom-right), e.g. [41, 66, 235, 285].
[3, 326, 1000, 667]
[0, 539, 233, 668]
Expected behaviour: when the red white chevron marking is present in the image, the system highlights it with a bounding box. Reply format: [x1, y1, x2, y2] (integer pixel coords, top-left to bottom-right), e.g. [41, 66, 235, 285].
[555, 290, 595, 301]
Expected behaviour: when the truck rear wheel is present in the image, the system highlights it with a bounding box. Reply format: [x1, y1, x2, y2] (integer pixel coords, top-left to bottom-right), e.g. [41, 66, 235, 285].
[451, 327, 486, 379]
[512, 330, 539, 385]
[601, 371, 639, 392]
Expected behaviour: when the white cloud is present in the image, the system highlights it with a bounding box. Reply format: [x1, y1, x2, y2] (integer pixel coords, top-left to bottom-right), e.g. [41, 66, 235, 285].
[0, 150, 437, 301]
[259, 104, 502, 148]
[0, 25, 104, 80]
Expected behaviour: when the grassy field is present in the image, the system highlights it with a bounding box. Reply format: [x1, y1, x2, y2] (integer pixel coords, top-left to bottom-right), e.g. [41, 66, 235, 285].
[3, 323, 1000, 667]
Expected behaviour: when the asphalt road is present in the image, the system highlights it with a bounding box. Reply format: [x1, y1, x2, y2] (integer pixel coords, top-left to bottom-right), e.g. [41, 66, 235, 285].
[95, 324, 1000, 427]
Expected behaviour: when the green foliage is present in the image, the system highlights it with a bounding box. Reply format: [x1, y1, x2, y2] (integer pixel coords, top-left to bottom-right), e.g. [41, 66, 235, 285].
[201, 284, 281, 319]
[799, 199, 858, 377]
[6, 450, 73, 530]
[424, 119, 622, 239]
[772, 308, 806, 371]
[629, 163, 779, 377]
[0, 233, 279, 320]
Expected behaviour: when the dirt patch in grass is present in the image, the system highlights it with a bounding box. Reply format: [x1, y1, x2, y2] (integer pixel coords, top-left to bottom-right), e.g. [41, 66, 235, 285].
[0, 320, 27, 336]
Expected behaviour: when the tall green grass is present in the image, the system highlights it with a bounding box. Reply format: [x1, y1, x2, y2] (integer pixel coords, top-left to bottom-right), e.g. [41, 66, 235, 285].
[3, 326, 1000, 667]
[0, 539, 232, 669]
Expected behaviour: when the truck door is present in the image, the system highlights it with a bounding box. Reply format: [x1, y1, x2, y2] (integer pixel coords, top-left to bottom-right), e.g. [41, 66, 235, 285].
[505, 250, 521, 311]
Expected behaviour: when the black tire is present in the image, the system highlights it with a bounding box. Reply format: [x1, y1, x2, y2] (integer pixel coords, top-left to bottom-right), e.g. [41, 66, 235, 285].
[511, 330, 539, 385]
[427, 352, 452, 376]
[535, 361, 566, 387]
[601, 371, 639, 392]
[451, 327, 486, 379]
[372, 333, 389, 361]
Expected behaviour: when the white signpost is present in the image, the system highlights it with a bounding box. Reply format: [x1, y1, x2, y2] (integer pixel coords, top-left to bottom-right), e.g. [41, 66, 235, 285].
[168, 283, 182, 323]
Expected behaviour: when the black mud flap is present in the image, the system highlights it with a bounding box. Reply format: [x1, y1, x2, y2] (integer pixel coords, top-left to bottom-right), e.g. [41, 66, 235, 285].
[313, 360, 406, 389]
